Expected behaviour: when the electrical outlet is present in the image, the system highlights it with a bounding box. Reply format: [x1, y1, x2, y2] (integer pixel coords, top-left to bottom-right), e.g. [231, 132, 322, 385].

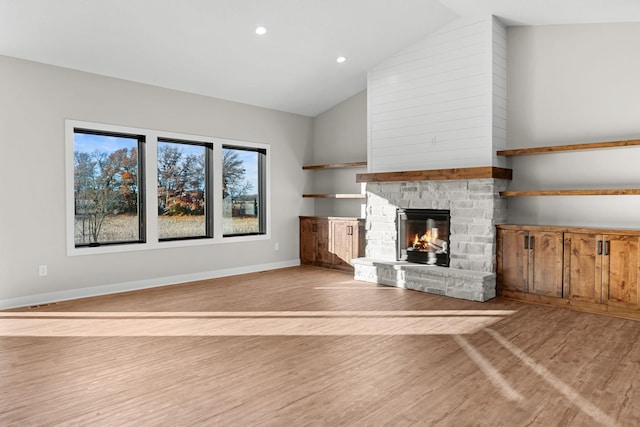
[274, 242, 279, 251]
[38, 265, 48, 276]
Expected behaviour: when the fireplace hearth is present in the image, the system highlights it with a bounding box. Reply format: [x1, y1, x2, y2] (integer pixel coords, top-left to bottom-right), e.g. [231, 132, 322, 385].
[397, 209, 450, 266]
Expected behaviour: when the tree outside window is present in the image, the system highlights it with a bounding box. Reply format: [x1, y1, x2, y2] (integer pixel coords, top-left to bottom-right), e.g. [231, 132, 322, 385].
[157, 139, 211, 240]
[73, 130, 144, 246]
[223, 146, 265, 236]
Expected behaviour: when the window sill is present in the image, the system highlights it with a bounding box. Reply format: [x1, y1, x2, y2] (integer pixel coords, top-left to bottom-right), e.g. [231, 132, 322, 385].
[68, 233, 271, 256]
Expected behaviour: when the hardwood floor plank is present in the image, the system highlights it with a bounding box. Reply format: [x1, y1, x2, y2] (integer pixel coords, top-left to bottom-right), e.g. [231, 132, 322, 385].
[2, 266, 639, 425]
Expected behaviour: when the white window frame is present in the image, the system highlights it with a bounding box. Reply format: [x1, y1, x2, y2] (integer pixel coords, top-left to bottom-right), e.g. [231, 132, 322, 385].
[65, 119, 270, 256]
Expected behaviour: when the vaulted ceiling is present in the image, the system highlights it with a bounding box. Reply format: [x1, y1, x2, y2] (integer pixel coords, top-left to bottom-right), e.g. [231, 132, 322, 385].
[2, 0, 640, 116]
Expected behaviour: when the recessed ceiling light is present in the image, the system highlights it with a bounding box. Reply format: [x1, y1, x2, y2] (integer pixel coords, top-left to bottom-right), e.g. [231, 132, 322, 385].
[336, 56, 347, 63]
[255, 26, 267, 35]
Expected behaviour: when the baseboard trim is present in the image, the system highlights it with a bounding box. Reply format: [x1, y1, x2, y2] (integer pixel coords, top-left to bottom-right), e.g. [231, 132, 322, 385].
[0, 259, 301, 310]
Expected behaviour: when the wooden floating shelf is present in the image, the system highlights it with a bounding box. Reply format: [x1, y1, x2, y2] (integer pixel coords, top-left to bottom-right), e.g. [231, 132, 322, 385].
[302, 194, 366, 199]
[497, 139, 640, 157]
[500, 189, 640, 197]
[356, 166, 512, 183]
[302, 161, 367, 170]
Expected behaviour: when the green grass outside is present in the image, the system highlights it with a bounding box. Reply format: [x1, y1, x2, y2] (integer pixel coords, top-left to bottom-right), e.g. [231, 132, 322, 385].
[75, 214, 259, 244]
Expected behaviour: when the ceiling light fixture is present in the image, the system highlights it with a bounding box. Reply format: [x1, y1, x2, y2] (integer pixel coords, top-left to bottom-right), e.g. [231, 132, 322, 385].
[336, 56, 347, 63]
[255, 26, 267, 35]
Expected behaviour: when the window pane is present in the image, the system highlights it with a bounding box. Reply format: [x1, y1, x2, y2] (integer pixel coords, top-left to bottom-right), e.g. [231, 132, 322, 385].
[157, 140, 209, 240]
[74, 131, 143, 246]
[223, 147, 264, 236]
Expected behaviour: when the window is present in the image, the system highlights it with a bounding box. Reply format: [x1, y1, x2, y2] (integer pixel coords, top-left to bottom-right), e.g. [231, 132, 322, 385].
[157, 139, 213, 240]
[222, 145, 267, 236]
[73, 129, 145, 247]
[66, 120, 270, 255]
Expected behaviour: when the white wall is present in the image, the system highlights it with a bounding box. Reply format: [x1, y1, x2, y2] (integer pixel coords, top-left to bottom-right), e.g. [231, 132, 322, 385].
[0, 55, 314, 308]
[309, 90, 367, 217]
[506, 23, 640, 227]
[368, 16, 505, 173]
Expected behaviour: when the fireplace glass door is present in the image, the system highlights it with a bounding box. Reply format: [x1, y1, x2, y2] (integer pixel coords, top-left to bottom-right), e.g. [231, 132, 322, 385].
[397, 209, 450, 266]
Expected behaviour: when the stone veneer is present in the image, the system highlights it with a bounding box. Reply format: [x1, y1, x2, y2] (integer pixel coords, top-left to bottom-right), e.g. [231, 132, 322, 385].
[352, 178, 509, 302]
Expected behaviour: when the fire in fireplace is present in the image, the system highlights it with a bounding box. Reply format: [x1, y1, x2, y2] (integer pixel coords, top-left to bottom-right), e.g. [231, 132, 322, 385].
[397, 209, 450, 266]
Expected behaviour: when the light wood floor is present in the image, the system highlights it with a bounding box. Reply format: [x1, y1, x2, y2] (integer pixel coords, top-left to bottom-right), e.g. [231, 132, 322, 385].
[2, 266, 639, 426]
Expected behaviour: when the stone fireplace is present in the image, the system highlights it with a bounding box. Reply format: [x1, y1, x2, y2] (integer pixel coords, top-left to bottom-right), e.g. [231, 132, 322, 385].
[356, 16, 509, 302]
[352, 168, 511, 302]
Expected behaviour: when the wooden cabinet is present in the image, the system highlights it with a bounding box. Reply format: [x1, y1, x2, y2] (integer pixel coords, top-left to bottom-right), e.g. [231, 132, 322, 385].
[605, 235, 640, 308]
[300, 217, 331, 266]
[497, 225, 640, 319]
[497, 228, 527, 292]
[564, 233, 602, 303]
[497, 226, 563, 297]
[496, 139, 640, 319]
[300, 216, 364, 271]
[564, 232, 640, 308]
[330, 219, 364, 270]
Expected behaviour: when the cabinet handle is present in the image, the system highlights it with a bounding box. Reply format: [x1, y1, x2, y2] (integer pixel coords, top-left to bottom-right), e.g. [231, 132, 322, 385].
[347, 225, 353, 235]
[604, 240, 610, 256]
[529, 236, 534, 249]
[597, 240, 603, 255]
[524, 235, 529, 250]
[312, 223, 317, 232]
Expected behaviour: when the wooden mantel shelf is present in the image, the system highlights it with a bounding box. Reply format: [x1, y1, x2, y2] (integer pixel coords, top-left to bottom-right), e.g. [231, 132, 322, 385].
[356, 166, 512, 183]
[501, 189, 640, 197]
[497, 139, 640, 157]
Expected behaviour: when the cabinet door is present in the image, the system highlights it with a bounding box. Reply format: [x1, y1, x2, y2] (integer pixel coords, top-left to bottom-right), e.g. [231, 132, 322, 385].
[315, 219, 331, 265]
[300, 218, 317, 263]
[565, 233, 603, 303]
[331, 220, 355, 269]
[497, 229, 529, 292]
[603, 235, 640, 308]
[529, 231, 564, 297]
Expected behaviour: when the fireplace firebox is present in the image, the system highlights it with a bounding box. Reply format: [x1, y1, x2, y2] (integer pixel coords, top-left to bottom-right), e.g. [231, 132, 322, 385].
[397, 209, 450, 266]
